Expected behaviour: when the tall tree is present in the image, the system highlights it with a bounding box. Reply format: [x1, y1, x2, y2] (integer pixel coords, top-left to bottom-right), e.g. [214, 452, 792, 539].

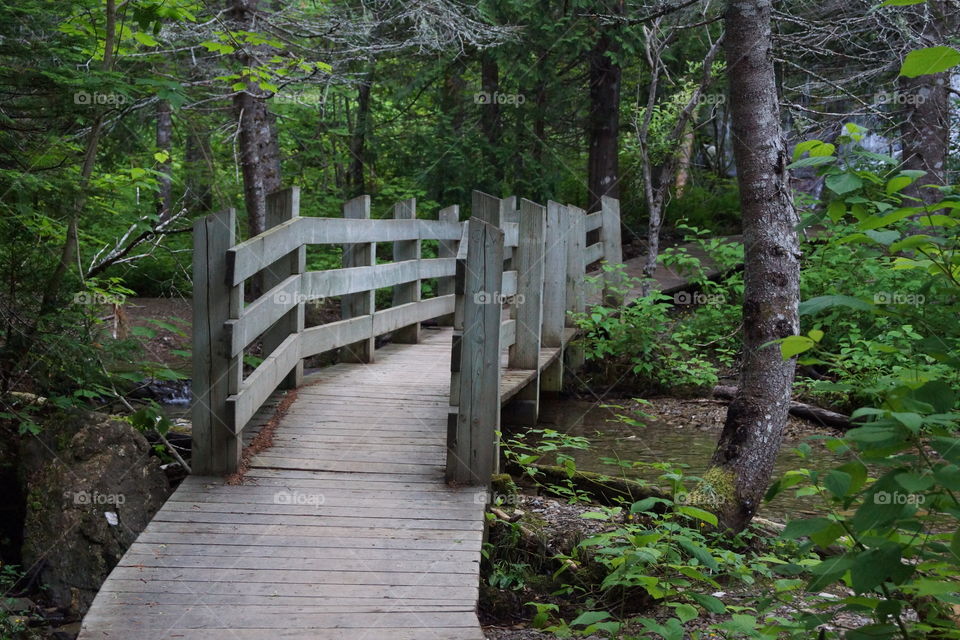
[155, 99, 173, 222]
[586, 1, 624, 214]
[230, 0, 282, 239]
[707, 0, 801, 532]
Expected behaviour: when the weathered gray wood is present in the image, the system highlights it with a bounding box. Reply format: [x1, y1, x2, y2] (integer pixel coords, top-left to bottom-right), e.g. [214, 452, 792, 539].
[303, 259, 453, 300]
[392, 198, 420, 343]
[499, 318, 516, 349]
[472, 190, 501, 227]
[584, 241, 605, 266]
[227, 217, 462, 286]
[447, 218, 503, 486]
[341, 195, 375, 362]
[585, 210, 603, 232]
[600, 195, 624, 304]
[261, 187, 304, 390]
[541, 201, 568, 348]
[225, 274, 299, 356]
[227, 333, 300, 430]
[506, 199, 545, 426]
[565, 204, 587, 370]
[437, 205, 460, 326]
[192, 209, 240, 475]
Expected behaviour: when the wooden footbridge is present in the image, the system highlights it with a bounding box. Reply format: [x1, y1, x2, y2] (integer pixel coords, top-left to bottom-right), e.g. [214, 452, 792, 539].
[78, 189, 622, 639]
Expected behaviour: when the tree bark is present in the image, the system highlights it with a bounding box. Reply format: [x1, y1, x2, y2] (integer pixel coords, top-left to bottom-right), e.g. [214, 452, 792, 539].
[231, 0, 282, 239]
[897, 1, 951, 207]
[586, 26, 622, 214]
[707, 0, 800, 533]
[480, 51, 502, 185]
[348, 65, 374, 197]
[184, 127, 214, 215]
[155, 99, 173, 223]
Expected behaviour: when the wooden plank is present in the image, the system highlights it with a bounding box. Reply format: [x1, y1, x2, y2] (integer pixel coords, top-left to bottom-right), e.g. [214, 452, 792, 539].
[261, 187, 304, 389]
[436, 206, 460, 326]
[509, 198, 545, 369]
[225, 274, 300, 356]
[600, 195, 624, 304]
[227, 217, 462, 286]
[227, 333, 300, 431]
[447, 217, 503, 486]
[585, 210, 602, 232]
[392, 198, 420, 343]
[585, 241, 604, 266]
[372, 296, 453, 336]
[300, 314, 371, 360]
[500, 318, 516, 349]
[82, 627, 484, 640]
[304, 259, 454, 300]
[541, 201, 568, 348]
[192, 208, 240, 475]
[340, 195, 375, 362]
[565, 204, 587, 324]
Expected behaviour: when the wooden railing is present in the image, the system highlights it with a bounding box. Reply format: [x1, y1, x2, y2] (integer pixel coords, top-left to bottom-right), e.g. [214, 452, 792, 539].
[192, 187, 621, 477]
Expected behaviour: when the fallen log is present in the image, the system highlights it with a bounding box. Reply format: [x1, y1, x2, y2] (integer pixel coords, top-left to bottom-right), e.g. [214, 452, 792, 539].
[712, 385, 851, 429]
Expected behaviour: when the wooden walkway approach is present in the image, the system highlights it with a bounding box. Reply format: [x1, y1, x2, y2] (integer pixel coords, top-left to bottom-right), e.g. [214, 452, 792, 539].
[79, 190, 619, 639]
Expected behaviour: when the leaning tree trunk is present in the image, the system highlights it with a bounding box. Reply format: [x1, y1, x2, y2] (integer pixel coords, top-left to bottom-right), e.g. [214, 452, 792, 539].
[586, 29, 622, 215]
[155, 99, 173, 222]
[706, 0, 801, 533]
[348, 64, 374, 197]
[231, 0, 281, 239]
[897, 0, 951, 208]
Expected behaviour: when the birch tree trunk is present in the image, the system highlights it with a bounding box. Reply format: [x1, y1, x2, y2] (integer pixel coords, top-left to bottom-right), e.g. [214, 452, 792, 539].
[707, 0, 800, 533]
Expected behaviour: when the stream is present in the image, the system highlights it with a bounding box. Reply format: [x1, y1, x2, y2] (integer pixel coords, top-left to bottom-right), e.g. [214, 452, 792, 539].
[518, 398, 847, 521]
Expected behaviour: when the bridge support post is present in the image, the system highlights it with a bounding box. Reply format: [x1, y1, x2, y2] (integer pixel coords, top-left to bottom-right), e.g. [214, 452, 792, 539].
[341, 195, 376, 362]
[392, 198, 420, 343]
[262, 187, 304, 389]
[565, 205, 587, 373]
[192, 208, 241, 475]
[600, 195, 624, 305]
[540, 202, 569, 395]
[447, 218, 503, 486]
[436, 205, 460, 326]
[505, 199, 545, 426]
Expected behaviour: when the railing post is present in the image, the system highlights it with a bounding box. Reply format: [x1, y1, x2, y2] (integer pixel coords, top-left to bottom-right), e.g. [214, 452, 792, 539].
[436, 205, 460, 327]
[505, 199, 545, 425]
[600, 196, 624, 305]
[565, 205, 587, 371]
[392, 198, 420, 343]
[262, 187, 304, 389]
[192, 208, 240, 475]
[540, 202, 569, 394]
[447, 218, 504, 486]
[341, 195, 376, 362]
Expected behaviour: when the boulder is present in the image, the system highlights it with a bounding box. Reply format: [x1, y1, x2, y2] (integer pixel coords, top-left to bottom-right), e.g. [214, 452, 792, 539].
[19, 409, 170, 616]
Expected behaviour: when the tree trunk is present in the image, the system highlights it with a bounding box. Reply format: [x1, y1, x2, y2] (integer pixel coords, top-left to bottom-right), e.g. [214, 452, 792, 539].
[348, 65, 374, 197]
[897, 2, 950, 207]
[155, 99, 173, 222]
[586, 29, 622, 215]
[480, 52, 502, 185]
[707, 0, 800, 533]
[231, 0, 281, 239]
[184, 127, 214, 215]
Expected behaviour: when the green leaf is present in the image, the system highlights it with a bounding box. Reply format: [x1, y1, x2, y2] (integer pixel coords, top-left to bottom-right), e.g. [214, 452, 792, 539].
[690, 593, 726, 613]
[670, 603, 698, 624]
[899, 46, 960, 78]
[570, 610, 610, 628]
[851, 545, 901, 593]
[580, 512, 609, 520]
[631, 497, 669, 513]
[824, 470, 852, 498]
[881, 0, 927, 5]
[782, 517, 833, 539]
[133, 31, 159, 46]
[885, 175, 913, 194]
[786, 155, 836, 169]
[799, 295, 873, 315]
[826, 173, 863, 195]
[676, 505, 718, 526]
[779, 335, 815, 359]
[845, 624, 899, 640]
[895, 471, 933, 492]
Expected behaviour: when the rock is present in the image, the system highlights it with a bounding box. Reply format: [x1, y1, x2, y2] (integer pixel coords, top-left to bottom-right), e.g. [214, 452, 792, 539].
[4, 596, 34, 612]
[19, 409, 171, 616]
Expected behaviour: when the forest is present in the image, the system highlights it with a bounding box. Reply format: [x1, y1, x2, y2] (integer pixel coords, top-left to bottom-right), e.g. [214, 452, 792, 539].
[0, 0, 959, 639]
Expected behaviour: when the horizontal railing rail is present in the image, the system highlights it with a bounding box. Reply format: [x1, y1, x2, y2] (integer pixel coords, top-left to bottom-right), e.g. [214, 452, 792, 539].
[192, 187, 622, 478]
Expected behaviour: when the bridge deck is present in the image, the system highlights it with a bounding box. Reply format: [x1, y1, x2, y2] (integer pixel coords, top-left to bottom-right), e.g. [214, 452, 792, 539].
[79, 326, 568, 640]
